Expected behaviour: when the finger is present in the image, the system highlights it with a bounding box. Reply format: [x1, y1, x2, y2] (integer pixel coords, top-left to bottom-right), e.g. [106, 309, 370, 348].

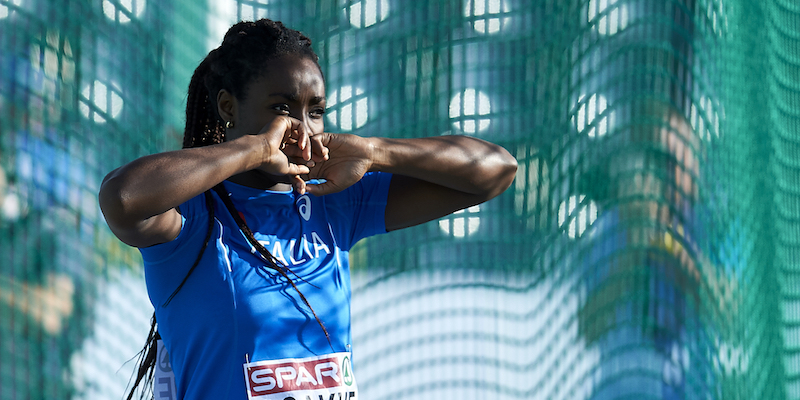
[278, 117, 302, 143]
[291, 175, 306, 195]
[286, 155, 316, 168]
[284, 163, 310, 177]
[261, 116, 297, 137]
[282, 143, 305, 159]
[305, 180, 344, 196]
[297, 123, 311, 161]
[283, 145, 318, 167]
[309, 135, 330, 162]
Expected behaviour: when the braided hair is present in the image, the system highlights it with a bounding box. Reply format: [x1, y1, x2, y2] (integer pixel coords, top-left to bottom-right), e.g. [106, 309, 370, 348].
[126, 19, 324, 400]
[183, 19, 320, 148]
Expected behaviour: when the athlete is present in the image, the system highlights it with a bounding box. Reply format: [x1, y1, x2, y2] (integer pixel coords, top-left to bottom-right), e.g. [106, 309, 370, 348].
[99, 19, 517, 400]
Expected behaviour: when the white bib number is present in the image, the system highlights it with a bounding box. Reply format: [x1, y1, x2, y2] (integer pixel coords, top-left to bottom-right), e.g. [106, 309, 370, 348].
[244, 352, 358, 400]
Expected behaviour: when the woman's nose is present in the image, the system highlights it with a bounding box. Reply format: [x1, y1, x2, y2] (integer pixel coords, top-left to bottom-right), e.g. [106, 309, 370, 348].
[294, 114, 313, 136]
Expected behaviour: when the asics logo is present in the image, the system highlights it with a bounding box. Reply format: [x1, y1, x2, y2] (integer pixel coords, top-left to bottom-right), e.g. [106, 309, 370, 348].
[296, 195, 311, 221]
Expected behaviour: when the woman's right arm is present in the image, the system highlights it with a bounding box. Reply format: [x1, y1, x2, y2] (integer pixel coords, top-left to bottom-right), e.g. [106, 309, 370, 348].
[99, 118, 312, 248]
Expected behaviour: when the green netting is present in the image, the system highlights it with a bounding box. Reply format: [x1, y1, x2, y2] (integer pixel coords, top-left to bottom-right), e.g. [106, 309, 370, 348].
[0, 0, 798, 399]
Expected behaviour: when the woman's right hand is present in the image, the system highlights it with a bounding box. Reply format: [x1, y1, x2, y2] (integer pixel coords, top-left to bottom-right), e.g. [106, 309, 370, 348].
[252, 116, 312, 177]
[99, 115, 332, 247]
[263, 117, 329, 193]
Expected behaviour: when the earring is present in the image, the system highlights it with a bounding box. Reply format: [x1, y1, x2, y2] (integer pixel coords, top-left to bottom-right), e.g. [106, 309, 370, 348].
[225, 120, 234, 129]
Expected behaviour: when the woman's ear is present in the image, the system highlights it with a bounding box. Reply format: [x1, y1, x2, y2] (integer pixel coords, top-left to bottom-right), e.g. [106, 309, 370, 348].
[216, 89, 236, 124]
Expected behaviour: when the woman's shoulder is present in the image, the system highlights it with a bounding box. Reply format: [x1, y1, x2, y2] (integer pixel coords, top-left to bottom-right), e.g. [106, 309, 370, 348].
[175, 190, 213, 219]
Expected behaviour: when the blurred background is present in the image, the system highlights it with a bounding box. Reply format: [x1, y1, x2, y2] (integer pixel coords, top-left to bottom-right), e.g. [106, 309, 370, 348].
[0, 0, 798, 399]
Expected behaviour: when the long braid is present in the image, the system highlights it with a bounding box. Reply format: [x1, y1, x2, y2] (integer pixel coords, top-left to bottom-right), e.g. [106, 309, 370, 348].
[183, 51, 226, 149]
[126, 19, 327, 399]
[124, 315, 158, 400]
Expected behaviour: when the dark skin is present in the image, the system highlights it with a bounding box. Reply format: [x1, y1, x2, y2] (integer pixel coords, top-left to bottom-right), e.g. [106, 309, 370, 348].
[99, 55, 518, 248]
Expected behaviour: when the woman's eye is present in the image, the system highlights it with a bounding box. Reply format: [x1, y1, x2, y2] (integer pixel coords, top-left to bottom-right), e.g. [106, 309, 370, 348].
[310, 108, 326, 118]
[272, 104, 290, 113]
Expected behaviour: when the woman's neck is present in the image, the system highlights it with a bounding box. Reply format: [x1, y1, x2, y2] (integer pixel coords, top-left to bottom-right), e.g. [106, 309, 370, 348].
[226, 170, 293, 191]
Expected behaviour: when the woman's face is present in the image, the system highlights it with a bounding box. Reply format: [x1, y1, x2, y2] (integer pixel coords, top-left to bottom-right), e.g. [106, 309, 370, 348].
[220, 55, 326, 141]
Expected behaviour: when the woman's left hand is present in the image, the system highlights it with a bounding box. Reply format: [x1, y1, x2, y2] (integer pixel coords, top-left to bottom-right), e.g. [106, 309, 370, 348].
[296, 132, 517, 232]
[303, 133, 374, 196]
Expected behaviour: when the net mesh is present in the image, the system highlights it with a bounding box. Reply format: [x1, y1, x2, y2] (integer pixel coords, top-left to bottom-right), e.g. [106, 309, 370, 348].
[0, 0, 797, 399]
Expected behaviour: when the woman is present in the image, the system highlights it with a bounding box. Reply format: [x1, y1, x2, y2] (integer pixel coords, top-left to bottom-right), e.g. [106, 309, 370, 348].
[99, 19, 517, 400]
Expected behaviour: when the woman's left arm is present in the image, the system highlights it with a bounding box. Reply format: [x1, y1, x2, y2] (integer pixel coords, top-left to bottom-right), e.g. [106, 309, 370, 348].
[305, 134, 518, 232]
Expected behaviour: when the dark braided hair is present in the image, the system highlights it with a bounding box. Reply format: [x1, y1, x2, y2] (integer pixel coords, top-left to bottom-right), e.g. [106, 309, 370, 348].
[126, 19, 324, 400]
[183, 19, 320, 148]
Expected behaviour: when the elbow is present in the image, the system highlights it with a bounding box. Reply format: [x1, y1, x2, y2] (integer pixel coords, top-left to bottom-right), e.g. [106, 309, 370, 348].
[472, 146, 517, 201]
[495, 151, 518, 196]
[98, 172, 132, 226]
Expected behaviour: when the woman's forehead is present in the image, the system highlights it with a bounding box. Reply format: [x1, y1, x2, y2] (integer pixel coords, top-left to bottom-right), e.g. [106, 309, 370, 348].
[248, 56, 325, 99]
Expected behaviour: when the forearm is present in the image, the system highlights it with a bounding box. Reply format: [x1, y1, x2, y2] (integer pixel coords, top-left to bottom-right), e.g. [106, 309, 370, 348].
[99, 135, 262, 224]
[368, 135, 517, 198]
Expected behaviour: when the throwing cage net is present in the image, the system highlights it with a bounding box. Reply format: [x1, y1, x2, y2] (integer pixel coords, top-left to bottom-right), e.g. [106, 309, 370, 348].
[0, 0, 798, 399]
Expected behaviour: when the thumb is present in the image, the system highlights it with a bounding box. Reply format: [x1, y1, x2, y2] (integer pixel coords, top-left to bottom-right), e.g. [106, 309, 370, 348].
[305, 180, 344, 196]
[283, 163, 311, 177]
[290, 175, 307, 195]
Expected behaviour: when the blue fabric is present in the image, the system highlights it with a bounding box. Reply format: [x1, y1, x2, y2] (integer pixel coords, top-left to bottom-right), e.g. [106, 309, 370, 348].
[140, 172, 392, 400]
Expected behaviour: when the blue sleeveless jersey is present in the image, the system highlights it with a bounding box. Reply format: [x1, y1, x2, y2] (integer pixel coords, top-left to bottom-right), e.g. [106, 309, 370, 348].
[140, 172, 392, 399]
